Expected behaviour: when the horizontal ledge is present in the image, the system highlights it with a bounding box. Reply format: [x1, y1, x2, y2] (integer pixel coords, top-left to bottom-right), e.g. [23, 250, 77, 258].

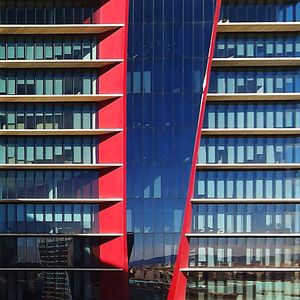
[181, 267, 300, 272]
[213, 57, 300, 67]
[0, 59, 123, 69]
[0, 233, 123, 237]
[218, 22, 300, 33]
[0, 129, 122, 136]
[0, 94, 123, 102]
[185, 233, 300, 237]
[191, 198, 300, 204]
[0, 268, 123, 271]
[0, 164, 122, 170]
[0, 198, 123, 203]
[207, 93, 300, 101]
[196, 163, 300, 170]
[0, 24, 124, 35]
[201, 129, 300, 136]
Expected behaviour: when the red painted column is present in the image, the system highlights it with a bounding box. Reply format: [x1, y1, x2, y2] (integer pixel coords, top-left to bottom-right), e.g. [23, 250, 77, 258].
[93, 0, 129, 299]
[167, 1, 222, 299]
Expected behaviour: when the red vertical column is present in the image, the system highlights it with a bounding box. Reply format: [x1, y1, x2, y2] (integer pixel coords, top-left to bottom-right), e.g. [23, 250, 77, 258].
[167, 1, 222, 299]
[93, 0, 129, 299]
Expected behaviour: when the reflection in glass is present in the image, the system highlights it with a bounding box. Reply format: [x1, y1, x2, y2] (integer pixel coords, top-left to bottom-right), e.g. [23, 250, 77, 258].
[0, 271, 104, 299]
[189, 237, 300, 268]
[204, 102, 300, 129]
[195, 170, 300, 199]
[192, 204, 300, 233]
[210, 69, 300, 94]
[0, 171, 99, 199]
[0, 203, 99, 233]
[0, 137, 97, 164]
[186, 272, 300, 300]
[199, 137, 300, 164]
[0, 237, 103, 268]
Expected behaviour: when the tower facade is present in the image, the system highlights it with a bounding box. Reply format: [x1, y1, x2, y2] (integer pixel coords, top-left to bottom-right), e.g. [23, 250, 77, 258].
[170, 0, 300, 299]
[0, 1, 129, 299]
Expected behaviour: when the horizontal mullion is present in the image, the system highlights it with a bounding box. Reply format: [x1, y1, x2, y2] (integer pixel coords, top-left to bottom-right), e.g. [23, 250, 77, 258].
[0, 198, 123, 203]
[0, 233, 123, 237]
[218, 22, 300, 33]
[0, 268, 123, 271]
[0, 94, 123, 103]
[191, 198, 300, 204]
[185, 233, 300, 237]
[0, 163, 122, 170]
[201, 129, 300, 136]
[0, 59, 123, 69]
[181, 267, 300, 272]
[0, 24, 124, 35]
[0, 129, 122, 136]
[213, 57, 300, 67]
[207, 93, 300, 102]
[196, 163, 300, 170]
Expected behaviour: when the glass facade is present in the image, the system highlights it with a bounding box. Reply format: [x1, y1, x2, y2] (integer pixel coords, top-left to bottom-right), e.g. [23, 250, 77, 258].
[216, 33, 300, 58]
[0, 271, 104, 300]
[0, 137, 97, 164]
[183, 0, 300, 298]
[0, 70, 97, 95]
[0, 171, 99, 199]
[0, 36, 97, 60]
[0, 103, 97, 130]
[0, 203, 99, 233]
[192, 204, 300, 233]
[0, 0, 127, 298]
[204, 102, 300, 129]
[210, 69, 300, 94]
[186, 272, 300, 299]
[0, 1, 96, 24]
[127, 0, 216, 298]
[199, 136, 300, 164]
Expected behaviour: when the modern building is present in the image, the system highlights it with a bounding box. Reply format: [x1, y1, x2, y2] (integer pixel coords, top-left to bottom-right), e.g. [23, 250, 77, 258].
[169, 0, 300, 299]
[0, 0, 128, 299]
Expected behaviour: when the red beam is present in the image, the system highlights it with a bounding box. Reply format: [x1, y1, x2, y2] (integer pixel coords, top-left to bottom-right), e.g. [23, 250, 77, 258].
[167, 1, 222, 299]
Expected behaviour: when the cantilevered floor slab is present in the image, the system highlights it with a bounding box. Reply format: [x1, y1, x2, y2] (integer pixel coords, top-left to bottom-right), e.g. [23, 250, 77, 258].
[0, 24, 124, 34]
[218, 22, 300, 33]
[0, 129, 122, 136]
[0, 59, 123, 69]
[0, 94, 123, 102]
[207, 93, 300, 102]
[213, 57, 300, 67]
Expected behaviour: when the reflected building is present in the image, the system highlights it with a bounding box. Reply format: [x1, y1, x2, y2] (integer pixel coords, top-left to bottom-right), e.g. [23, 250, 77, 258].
[0, 0, 129, 299]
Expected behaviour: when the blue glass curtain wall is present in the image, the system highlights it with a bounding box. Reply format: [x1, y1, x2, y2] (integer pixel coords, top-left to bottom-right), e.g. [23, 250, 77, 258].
[0, 0, 96, 24]
[216, 34, 300, 58]
[189, 237, 300, 268]
[220, 0, 300, 22]
[199, 136, 300, 164]
[195, 170, 300, 199]
[0, 171, 99, 199]
[192, 204, 300, 233]
[0, 203, 99, 234]
[0, 137, 97, 164]
[204, 102, 300, 129]
[127, 0, 216, 273]
[210, 68, 300, 93]
[186, 272, 300, 299]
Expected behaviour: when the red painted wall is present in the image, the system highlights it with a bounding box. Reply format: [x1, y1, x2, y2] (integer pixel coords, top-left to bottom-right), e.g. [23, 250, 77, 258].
[93, 1, 129, 299]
